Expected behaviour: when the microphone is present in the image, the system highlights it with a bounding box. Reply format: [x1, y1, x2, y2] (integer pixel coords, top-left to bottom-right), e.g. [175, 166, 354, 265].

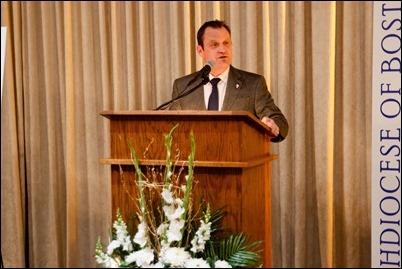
[185, 60, 215, 87]
[154, 61, 215, 110]
[199, 60, 215, 79]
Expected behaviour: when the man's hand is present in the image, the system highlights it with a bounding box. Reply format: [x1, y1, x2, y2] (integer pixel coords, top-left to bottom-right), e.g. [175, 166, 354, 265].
[261, 116, 280, 139]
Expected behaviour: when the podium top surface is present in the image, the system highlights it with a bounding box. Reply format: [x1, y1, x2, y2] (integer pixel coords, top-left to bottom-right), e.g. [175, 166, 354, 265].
[100, 110, 271, 135]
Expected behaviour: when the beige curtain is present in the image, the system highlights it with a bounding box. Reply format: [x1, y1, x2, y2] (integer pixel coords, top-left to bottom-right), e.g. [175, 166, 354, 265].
[1, 1, 372, 268]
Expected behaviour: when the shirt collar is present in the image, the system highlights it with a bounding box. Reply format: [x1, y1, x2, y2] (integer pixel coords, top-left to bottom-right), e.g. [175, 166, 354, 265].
[209, 66, 230, 84]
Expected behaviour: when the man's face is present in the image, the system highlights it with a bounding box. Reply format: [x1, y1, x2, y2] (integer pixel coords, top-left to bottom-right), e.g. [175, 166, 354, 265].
[197, 27, 232, 76]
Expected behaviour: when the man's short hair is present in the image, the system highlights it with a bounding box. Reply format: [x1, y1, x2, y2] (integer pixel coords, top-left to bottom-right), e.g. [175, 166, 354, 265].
[197, 20, 231, 48]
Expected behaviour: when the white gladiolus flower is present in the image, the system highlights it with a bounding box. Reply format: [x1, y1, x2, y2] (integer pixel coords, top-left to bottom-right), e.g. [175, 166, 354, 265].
[163, 204, 185, 221]
[121, 235, 133, 252]
[175, 198, 183, 206]
[167, 219, 185, 243]
[134, 222, 147, 247]
[156, 223, 168, 236]
[106, 240, 121, 255]
[161, 188, 174, 204]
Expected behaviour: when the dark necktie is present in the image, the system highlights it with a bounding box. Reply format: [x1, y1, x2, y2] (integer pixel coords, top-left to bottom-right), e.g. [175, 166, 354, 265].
[208, 78, 221, 110]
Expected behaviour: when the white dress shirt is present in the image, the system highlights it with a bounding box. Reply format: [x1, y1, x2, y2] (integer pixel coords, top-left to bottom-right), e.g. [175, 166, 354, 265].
[203, 66, 230, 111]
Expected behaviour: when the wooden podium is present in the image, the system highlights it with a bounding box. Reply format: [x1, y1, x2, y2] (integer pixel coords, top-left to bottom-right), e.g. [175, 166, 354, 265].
[100, 110, 277, 267]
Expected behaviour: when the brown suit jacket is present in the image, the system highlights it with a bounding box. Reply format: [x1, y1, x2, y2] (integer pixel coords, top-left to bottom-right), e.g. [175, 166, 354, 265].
[170, 65, 288, 142]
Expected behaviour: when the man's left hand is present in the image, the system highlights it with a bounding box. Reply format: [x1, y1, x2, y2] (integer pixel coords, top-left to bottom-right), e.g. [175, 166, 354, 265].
[261, 116, 280, 138]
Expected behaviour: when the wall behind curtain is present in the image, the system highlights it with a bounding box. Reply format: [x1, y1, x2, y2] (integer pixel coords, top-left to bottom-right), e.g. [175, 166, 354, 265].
[1, 1, 372, 268]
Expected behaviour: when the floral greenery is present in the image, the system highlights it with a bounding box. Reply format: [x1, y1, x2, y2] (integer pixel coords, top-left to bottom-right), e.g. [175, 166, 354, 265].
[95, 124, 262, 268]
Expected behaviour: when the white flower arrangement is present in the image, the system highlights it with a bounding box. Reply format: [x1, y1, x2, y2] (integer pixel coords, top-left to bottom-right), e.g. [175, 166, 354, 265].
[95, 125, 261, 268]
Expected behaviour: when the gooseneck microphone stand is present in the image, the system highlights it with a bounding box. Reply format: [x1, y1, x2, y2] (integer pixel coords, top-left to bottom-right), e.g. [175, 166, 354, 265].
[154, 76, 210, 111]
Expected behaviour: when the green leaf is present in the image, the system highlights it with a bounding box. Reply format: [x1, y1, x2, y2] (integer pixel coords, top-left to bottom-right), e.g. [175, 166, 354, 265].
[205, 233, 262, 268]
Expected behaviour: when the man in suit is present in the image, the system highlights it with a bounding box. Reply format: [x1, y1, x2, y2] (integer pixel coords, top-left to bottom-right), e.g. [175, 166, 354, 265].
[170, 20, 288, 142]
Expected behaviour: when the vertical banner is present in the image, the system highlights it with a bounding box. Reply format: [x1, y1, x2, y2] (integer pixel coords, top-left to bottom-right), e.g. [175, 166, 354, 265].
[372, 1, 401, 268]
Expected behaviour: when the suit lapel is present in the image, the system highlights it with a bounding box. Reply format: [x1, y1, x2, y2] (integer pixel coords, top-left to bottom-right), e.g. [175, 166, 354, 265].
[184, 77, 207, 110]
[192, 84, 207, 110]
[222, 66, 242, 111]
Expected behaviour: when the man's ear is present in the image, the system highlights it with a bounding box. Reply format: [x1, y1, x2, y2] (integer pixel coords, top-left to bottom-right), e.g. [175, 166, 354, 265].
[196, 45, 204, 57]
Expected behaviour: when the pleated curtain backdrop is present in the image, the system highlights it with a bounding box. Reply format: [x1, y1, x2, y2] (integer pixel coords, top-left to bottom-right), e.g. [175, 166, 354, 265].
[1, 1, 372, 268]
